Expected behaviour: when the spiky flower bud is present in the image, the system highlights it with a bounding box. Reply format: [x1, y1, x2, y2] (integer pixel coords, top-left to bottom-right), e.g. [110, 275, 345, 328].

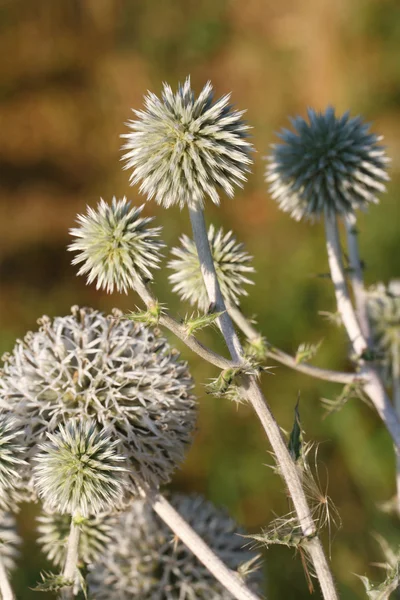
[69, 198, 164, 294]
[88, 495, 262, 599]
[266, 107, 389, 221]
[168, 225, 254, 311]
[0, 306, 197, 496]
[0, 416, 26, 510]
[367, 281, 400, 361]
[33, 420, 127, 516]
[37, 509, 117, 567]
[121, 77, 253, 209]
[0, 512, 21, 572]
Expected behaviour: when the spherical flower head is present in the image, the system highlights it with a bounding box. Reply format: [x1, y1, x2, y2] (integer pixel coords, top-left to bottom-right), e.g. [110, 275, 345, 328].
[88, 494, 262, 599]
[69, 198, 164, 294]
[37, 509, 118, 567]
[0, 512, 21, 572]
[168, 225, 254, 312]
[33, 420, 127, 516]
[121, 76, 253, 209]
[266, 107, 389, 221]
[0, 415, 27, 510]
[367, 281, 400, 364]
[0, 306, 197, 497]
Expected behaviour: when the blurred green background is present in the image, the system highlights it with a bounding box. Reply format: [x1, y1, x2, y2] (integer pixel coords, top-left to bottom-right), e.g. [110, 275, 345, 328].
[0, 0, 399, 598]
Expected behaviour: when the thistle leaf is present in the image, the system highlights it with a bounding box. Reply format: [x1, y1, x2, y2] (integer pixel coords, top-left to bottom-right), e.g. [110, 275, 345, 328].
[33, 571, 74, 593]
[124, 303, 164, 326]
[183, 311, 224, 337]
[295, 341, 322, 364]
[288, 398, 303, 463]
[322, 381, 369, 416]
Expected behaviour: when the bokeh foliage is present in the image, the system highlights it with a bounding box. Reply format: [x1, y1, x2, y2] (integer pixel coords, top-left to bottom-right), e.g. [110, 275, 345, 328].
[0, 0, 399, 598]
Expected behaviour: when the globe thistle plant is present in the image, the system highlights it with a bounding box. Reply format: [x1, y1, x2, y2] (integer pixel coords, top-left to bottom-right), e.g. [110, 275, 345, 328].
[88, 495, 262, 599]
[0, 415, 27, 510]
[33, 420, 127, 516]
[0, 512, 21, 573]
[168, 225, 254, 312]
[0, 306, 197, 496]
[37, 509, 118, 567]
[121, 77, 253, 209]
[69, 198, 164, 294]
[266, 107, 389, 221]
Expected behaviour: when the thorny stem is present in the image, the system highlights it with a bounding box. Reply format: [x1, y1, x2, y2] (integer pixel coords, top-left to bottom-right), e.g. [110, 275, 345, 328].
[131, 273, 236, 370]
[344, 213, 372, 344]
[392, 341, 400, 517]
[61, 514, 81, 599]
[151, 494, 261, 600]
[324, 212, 400, 451]
[0, 556, 15, 600]
[226, 301, 358, 385]
[189, 205, 339, 600]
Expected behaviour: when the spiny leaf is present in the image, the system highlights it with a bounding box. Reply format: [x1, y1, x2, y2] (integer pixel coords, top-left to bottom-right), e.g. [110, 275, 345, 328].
[183, 311, 224, 336]
[322, 381, 369, 416]
[288, 397, 303, 463]
[318, 311, 342, 327]
[124, 303, 164, 326]
[33, 571, 74, 593]
[245, 515, 315, 550]
[295, 341, 322, 364]
[244, 335, 268, 362]
[206, 360, 266, 399]
[357, 569, 400, 600]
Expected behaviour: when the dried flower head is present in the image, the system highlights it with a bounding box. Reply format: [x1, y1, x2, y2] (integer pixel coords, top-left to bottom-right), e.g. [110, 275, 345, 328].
[168, 225, 254, 311]
[0, 416, 26, 510]
[0, 512, 21, 572]
[121, 77, 253, 209]
[367, 281, 400, 360]
[88, 495, 262, 599]
[33, 420, 127, 516]
[69, 198, 164, 294]
[266, 107, 389, 221]
[37, 509, 117, 567]
[0, 306, 197, 496]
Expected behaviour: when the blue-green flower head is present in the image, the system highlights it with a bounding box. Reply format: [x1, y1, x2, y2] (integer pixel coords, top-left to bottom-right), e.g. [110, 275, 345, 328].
[121, 77, 253, 209]
[266, 107, 389, 221]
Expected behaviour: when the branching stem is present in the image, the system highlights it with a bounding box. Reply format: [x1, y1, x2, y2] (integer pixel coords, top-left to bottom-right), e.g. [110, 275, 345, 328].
[189, 205, 338, 600]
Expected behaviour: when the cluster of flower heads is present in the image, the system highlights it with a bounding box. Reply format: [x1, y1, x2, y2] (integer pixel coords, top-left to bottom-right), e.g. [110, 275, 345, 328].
[69, 198, 164, 294]
[0, 415, 27, 510]
[266, 107, 389, 221]
[121, 77, 253, 209]
[169, 225, 254, 312]
[88, 495, 261, 599]
[0, 306, 197, 499]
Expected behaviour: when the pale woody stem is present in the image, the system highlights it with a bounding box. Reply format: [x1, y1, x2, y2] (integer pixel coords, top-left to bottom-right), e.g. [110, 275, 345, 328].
[189, 205, 338, 600]
[0, 556, 15, 600]
[61, 514, 81, 600]
[151, 494, 260, 600]
[324, 211, 400, 451]
[344, 212, 372, 344]
[226, 301, 357, 385]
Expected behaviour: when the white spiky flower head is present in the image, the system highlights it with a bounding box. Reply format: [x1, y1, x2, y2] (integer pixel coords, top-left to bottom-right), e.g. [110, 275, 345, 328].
[266, 107, 389, 221]
[0, 415, 27, 510]
[0, 512, 21, 572]
[121, 76, 253, 209]
[88, 495, 262, 599]
[33, 420, 127, 516]
[168, 225, 254, 311]
[0, 306, 197, 497]
[37, 509, 118, 567]
[367, 281, 400, 362]
[69, 198, 164, 294]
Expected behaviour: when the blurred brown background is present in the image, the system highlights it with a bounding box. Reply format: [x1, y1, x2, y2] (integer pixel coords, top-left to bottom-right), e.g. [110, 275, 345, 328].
[0, 0, 399, 598]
